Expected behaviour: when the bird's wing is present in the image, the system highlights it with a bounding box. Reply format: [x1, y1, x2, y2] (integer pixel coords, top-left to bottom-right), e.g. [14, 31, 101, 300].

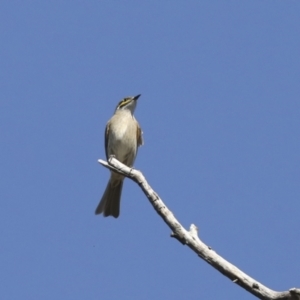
[137, 123, 144, 147]
[105, 122, 110, 160]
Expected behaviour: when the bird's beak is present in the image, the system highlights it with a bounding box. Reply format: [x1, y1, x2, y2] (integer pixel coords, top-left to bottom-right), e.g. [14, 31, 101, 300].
[133, 94, 141, 101]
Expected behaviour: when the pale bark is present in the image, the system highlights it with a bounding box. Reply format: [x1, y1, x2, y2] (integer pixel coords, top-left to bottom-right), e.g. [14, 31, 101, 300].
[98, 157, 300, 300]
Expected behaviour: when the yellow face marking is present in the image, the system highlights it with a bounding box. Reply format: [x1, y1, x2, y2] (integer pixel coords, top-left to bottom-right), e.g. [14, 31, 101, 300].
[117, 97, 132, 109]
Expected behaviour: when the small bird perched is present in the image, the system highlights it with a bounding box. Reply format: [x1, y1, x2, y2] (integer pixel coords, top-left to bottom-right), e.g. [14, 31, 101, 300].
[95, 95, 143, 218]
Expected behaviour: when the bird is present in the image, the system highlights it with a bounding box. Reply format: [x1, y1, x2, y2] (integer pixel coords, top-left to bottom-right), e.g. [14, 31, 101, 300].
[95, 94, 143, 218]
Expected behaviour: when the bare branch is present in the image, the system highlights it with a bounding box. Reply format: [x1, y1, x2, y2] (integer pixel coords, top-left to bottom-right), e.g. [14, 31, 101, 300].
[98, 157, 300, 300]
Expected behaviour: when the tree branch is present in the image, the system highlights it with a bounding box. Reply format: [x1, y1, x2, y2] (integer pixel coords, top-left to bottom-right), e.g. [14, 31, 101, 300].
[98, 157, 300, 300]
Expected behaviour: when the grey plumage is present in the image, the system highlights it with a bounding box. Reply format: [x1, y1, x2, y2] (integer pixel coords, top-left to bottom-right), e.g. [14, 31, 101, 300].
[95, 95, 143, 218]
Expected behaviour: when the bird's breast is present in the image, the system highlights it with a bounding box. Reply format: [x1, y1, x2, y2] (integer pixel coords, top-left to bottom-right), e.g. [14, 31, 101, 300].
[107, 113, 138, 165]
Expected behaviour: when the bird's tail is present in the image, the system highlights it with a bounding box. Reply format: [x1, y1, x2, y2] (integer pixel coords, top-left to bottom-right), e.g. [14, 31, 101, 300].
[95, 178, 123, 218]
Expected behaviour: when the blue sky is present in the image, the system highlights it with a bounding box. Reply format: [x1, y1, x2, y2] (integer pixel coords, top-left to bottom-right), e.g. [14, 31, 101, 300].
[1, 1, 299, 299]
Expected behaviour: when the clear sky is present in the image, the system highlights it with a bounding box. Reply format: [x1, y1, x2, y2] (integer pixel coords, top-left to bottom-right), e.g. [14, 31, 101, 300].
[1, 1, 299, 299]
